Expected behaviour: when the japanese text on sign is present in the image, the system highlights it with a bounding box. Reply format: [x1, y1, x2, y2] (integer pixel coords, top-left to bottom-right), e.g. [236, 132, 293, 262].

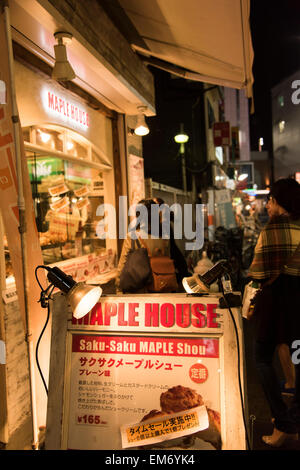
[121, 405, 209, 448]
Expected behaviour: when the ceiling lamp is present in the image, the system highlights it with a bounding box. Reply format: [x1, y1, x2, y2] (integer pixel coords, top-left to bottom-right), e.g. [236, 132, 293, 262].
[134, 106, 149, 136]
[52, 31, 76, 82]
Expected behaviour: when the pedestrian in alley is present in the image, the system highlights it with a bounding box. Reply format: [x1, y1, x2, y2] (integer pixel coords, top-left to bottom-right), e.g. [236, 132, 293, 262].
[115, 198, 178, 294]
[248, 178, 300, 447]
[153, 197, 190, 285]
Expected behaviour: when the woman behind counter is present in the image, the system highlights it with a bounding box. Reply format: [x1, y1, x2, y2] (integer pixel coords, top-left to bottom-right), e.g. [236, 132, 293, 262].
[249, 178, 300, 447]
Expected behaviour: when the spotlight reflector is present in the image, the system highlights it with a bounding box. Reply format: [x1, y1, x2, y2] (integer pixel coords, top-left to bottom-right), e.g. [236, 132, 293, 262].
[68, 283, 102, 319]
[182, 260, 230, 294]
[36, 265, 102, 318]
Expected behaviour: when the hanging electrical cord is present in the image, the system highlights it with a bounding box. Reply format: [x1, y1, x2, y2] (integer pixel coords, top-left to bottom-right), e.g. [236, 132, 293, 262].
[35, 265, 55, 396]
[220, 283, 252, 450]
[35, 302, 51, 396]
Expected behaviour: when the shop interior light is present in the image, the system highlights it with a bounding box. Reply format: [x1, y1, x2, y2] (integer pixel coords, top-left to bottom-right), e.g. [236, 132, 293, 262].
[134, 106, 149, 136]
[35, 265, 102, 319]
[39, 131, 51, 143]
[66, 141, 74, 150]
[238, 173, 248, 181]
[52, 32, 76, 82]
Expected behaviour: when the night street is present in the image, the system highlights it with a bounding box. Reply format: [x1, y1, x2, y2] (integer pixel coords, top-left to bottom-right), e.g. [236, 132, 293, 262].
[0, 0, 299, 455]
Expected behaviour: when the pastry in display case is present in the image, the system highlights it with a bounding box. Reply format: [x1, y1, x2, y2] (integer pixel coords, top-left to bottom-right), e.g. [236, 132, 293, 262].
[27, 152, 106, 265]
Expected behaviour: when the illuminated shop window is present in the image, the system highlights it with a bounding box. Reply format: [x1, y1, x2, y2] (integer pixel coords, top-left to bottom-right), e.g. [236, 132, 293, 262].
[27, 152, 105, 264]
[22, 125, 106, 265]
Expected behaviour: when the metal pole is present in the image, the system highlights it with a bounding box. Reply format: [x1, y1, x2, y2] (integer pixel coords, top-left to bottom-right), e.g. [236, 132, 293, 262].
[3, 0, 39, 449]
[179, 124, 187, 193]
[180, 143, 187, 193]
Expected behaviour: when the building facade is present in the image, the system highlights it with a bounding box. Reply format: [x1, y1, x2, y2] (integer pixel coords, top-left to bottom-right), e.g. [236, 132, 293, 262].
[272, 70, 300, 180]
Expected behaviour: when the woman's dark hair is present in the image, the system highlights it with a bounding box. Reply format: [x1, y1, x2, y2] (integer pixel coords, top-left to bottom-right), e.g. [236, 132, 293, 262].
[270, 178, 300, 219]
[135, 198, 157, 233]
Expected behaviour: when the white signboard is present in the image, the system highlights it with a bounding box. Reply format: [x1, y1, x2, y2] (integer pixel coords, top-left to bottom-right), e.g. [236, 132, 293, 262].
[64, 332, 221, 450]
[46, 294, 246, 451]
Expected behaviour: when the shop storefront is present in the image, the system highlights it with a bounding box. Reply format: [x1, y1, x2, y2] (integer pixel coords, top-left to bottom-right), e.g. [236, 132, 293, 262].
[0, 57, 120, 443]
[15, 60, 117, 283]
[0, 17, 152, 442]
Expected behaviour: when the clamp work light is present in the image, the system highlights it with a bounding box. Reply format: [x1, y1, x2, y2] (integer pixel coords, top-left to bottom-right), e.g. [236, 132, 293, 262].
[35, 265, 102, 394]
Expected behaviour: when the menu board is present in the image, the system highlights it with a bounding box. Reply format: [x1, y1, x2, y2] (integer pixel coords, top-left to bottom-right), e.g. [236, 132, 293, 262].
[65, 332, 221, 450]
[46, 294, 246, 451]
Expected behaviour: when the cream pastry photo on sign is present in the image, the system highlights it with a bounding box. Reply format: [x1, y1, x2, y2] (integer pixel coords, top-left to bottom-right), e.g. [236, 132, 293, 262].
[121, 385, 221, 450]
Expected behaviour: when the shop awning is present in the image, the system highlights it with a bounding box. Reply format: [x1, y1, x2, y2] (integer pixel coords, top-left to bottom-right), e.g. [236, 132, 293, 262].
[118, 0, 254, 102]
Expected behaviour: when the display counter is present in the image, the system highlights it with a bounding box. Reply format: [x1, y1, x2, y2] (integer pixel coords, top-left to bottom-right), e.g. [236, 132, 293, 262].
[45, 293, 248, 451]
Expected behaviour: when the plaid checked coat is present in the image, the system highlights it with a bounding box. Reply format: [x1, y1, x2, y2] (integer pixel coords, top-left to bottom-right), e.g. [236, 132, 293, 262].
[249, 215, 300, 343]
[249, 215, 300, 280]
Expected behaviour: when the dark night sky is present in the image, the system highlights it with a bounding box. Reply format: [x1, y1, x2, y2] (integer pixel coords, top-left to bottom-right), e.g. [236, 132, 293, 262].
[249, 0, 300, 154]
[142, 0, 300, 189]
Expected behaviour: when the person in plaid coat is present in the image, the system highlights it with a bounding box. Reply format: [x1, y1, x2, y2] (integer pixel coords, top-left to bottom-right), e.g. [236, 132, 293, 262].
[249, 178, 300, 447]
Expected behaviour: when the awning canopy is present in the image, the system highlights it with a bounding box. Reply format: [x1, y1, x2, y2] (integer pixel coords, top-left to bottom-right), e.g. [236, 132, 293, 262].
[118, 0, 254, 100]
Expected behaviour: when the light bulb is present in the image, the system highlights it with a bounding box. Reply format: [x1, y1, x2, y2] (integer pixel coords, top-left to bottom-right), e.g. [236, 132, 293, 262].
[134, 124, 149, 136]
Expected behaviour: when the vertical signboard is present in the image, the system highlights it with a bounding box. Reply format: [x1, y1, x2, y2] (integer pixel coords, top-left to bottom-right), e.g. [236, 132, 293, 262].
[127, 154, 145, 208]
[214, 189, 236, 229]
[212, 122, 231, 147]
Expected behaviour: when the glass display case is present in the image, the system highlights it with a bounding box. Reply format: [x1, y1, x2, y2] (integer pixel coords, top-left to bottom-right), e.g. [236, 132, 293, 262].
[2, 124, 114, 285]
[27, 151, 105, 264]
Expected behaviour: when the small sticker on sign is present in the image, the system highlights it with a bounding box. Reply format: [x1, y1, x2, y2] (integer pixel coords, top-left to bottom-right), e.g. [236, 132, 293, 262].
[2, 287, 18, 304]
[0, 80, 6, 104]
[0, 340, 6, 364]
[120, 405, 209, 449]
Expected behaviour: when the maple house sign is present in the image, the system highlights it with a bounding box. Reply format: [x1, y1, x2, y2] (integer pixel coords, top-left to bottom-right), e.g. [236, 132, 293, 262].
[71, 299, 221, 331]
[43, 89, 90, 130]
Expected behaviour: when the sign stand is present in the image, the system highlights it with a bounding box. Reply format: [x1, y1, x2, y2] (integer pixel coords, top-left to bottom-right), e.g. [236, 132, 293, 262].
[45, 293, 248, 451]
